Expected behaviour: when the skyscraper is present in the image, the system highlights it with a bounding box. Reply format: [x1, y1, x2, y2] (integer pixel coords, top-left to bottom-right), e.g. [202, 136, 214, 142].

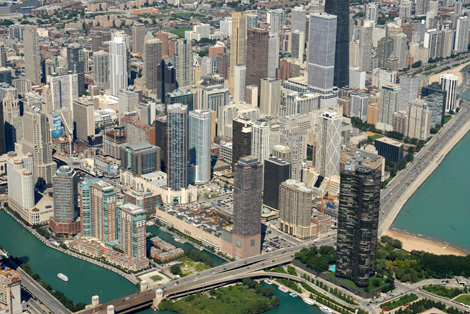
[120, 142, 161, 176]
[109, 36, 128, 97]
[245, 28, 269, 88]
[230, 12, 247, 95]
[399, 75, 418, 112]
[232, 117, 252, 169]
[233, 65, 246, 102]
[316, 112, 342, 178]
[291, 6, 307, 34]
[73, 98, 95, 141]
[324, 0, 349, 88]
[454, 16, 470, 53]
[263, 157, 290, 210]
[117, 204, 146, 260]
[153, 116, 168, 171]
[67, 43, 85, 91]
[22, 110, 57, 186]
[267, 9, 286, 34]
[391, 33, 407, 69]
[167, 103, 188, 191]
[377, 37, 394, 69]
[279, 179, 313, 239]
[189, 110, 211, 184]
[50, 166, 80, 234]
[1, 85, 21, 153]
[49, 73, 79, 111]
[407, 100, 432, 140]
[79, 177, 99, 238]
[93, 51, 110, 90]
[251, 119, 270, 165]
[291, 30, 305, 62]
[7, 152, 35, 221]
[232, 156, 263, 258]
[440, 73, 458, 112]
[336, 167, 381, 288]
[260, 78, 281, 117]
[308, 13, 337, 91]
[157, 58, 177, 103]
[132, 23, 146, 54]
[91, 180, 117, 242]
[174, 39, 192, 87]
[24, 26, 40, 84]
[144, 38, 162, 92]
[268, 35, 280, 78]
[378, 84, 400, 130]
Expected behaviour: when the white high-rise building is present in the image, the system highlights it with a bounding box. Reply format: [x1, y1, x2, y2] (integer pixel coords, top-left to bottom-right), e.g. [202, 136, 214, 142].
[260, 78, 281, 117]
[308, 13, 336, 91]
[378, 84, 401, 130]
[454, 16, 470, 53]
[359, 26, 373, 72]
[365, 3, 378, 22]
[189, 110, 211, 184]
[220, 17, 232, 37]
[399, 75, 418, 111]
[49, 73, 79, 111]
[174, 39, 193, 87]
[316, 112, 341, 179]
[424, 29, 441, 59]
[109, 35, 128, 96]
[268, 9, 286, 34]
[280, 125, 305, 181]
[391, 33, 407, 69]
[407, 100, 432, 140]
[233, 65, 246, 102]
[350, 92, 368, 121]
[291, 6, 307, 34]
[440, 73, 458, 112]
[7, 152, 35, 221]
[251, 119, 271, 164]
[291, 30, 305, 62]
[268, 35, 280, 78]
[24, 26, 40, 84]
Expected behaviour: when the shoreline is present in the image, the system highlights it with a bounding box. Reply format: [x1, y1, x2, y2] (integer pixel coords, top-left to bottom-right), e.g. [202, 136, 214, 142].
[386, 229, 468, 257]
[379, 102, 470, 254]
[429, 61, 469, 87]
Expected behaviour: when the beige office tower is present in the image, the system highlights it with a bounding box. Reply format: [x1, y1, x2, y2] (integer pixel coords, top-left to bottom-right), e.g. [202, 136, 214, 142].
[24, 26, 40, 84]
[260, 78, 281, 117]
[143, 38, 162, 92]
[22, 110, 57, 186]
[245, 85, 258, 107]
[279, 179, 314, 239]
[229, 12, 247, 95]
[73, 98, 95, 142]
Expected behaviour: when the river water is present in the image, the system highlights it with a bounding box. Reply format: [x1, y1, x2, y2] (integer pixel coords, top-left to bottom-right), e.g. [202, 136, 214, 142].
[0, 210, 322, 313]
[392, 132, 470, 251]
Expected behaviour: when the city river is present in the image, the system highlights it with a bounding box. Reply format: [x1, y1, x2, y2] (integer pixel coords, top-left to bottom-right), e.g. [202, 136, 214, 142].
[392, 132, 470, 251]
[0, 210, 322, 313]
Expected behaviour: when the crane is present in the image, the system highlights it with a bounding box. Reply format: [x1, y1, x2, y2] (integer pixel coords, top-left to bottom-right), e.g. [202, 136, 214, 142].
[60, 111, 73, 155]
[315, 178, 338, 215]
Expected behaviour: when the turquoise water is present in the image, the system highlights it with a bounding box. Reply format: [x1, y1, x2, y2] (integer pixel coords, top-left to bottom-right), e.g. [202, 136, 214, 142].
[392, 132, 470, 251]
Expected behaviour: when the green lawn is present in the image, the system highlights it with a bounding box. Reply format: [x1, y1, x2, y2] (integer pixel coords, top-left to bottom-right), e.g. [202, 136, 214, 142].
[443, 116, 452, 124]
[326, 272, 386, 291]
[179, 257, 210, 276]
[161, 284, 279, 314]
[455, 294, 470, 305]
[369, 134, 384, 141]
[168, 28, 191, 38]
[150, 274, 163, 282]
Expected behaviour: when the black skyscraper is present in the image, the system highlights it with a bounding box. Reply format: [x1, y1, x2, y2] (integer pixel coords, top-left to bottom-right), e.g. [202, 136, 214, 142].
[232, 118, 252, 170]
[336, 167, 381, 288]
[157, 58, 177, 104]
[263, 157, 290, 210]
[325, 0, 349, 88]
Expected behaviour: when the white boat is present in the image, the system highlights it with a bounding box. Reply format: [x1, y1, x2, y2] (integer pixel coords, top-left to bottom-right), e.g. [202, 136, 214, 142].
[289, 292, 297, 298]
[278, 286, 289, 293]
[320, 306, 333, 314]
[264, 278, 273, 285]
[303, 298, 315, 306]
[57, 273, 68, 282]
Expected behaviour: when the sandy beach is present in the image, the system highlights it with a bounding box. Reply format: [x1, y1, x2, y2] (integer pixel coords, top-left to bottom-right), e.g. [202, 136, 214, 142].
[429, 61, 469, 86]
[386, 229, 468, 256]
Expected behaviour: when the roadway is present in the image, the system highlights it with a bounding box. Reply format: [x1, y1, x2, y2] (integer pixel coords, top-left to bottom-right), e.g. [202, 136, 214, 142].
[378, 102, 470, 236]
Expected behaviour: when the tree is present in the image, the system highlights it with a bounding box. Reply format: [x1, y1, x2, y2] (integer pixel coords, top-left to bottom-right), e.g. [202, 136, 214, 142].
[412, 60, 422, 68]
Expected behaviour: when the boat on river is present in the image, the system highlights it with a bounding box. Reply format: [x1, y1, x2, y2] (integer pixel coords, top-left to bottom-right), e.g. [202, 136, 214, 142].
[264, 279, 273, 285]
[57, 273, 69, 282]
[303, 298, 315, 305]
[278, 286, 288, 293]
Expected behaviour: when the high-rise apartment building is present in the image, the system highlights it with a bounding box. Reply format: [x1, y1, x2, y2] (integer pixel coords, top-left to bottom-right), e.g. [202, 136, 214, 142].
[143, 38, 162, 92]
[291, 30, 305, 62]
[50, 166, 80, 234]
[407, 100, 432, 140]
[231, 156, 263, 258]
[233, 65, 246, 102]
[391, 33, 407, 69]
[174, 39, 192, 87]
[365, 2, 378, 22]
[424, 29, 441, 59]
[308, 13, 337, 91]
[268, 35, 280, 78]
[267, 9, 286, 34]
[6, 152, 35, 221]
[440, 73, 458, 112]
[120, 142, 161, 176]
[251, 119, 270, 165]
[24, 26, 40, 84]
[246, 14, 258, 29]
[359, 25, 373, 72]
[153, 116, 168, 171]
[423, 93, 445, 128]
[49, 73, 79, 111]
[91, 180, 117, 242]
[117, 204, 147, 261]
[73, 98, 95, 141]
[291, 6, 307, 34]
[93, 51, 110, 89]
[109, 36, 128, 97]
[245, 28, 269, 88]
[324, 0, 349, 88]
[167, 103, 188, 191]
[399, 75, 418, 111]
[79, 177, 99, 238]
[189, 110, 211, 184]
[230, 12, 247, 95]
[378, 84, 400, 130]
[454, 16, 470, 53]
[67, 43, 85, 91]
[22, 110, 57, 186]
[377, 37, 394, 69]
[132, 23, 146, 54]
[349, 92, 368, 121]
[279, 179, 313, 239]
[263, 157, 290, 210]
[336, 168, 381, 288]
[316, 112, 342, 178]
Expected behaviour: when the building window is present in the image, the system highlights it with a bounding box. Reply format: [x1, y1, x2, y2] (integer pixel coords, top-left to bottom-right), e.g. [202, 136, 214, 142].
[250, 239, 255, 247]
[236, 240, 241, 248]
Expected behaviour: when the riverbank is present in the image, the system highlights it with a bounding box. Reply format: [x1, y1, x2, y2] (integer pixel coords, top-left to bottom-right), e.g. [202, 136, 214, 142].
[385, 229, 467, 256]
[1, 207, 139, 284]
[379, 103, 470, 241]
